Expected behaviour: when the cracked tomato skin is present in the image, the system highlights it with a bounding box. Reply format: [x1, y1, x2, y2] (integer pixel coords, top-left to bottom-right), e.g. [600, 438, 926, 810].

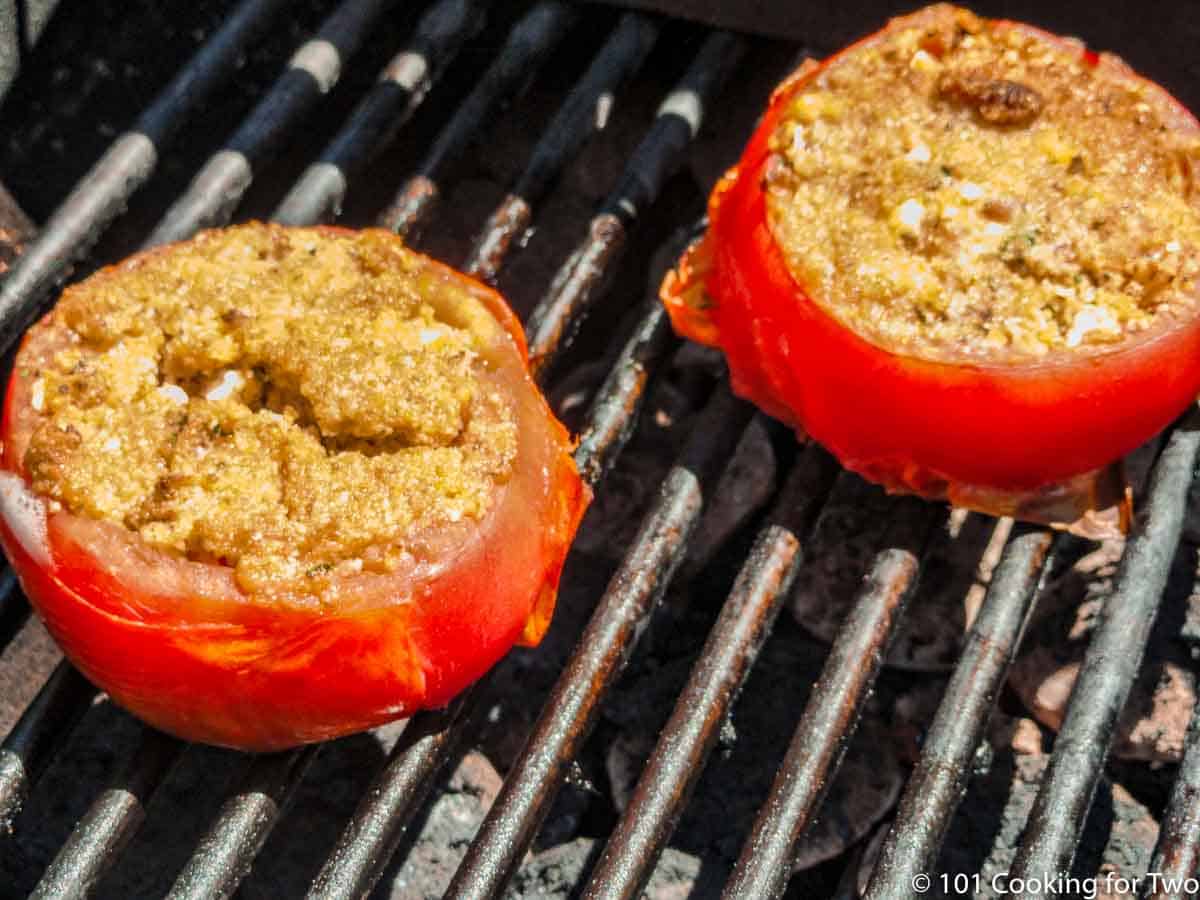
[663, 14, 1200, 505]
[0, 232, 588, 751]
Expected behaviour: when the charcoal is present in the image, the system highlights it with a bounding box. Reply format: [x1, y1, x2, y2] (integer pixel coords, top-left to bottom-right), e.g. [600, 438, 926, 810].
[0, 617, 60, 739]
[790, 476, 1009, 671]
[682, 416, 778, 576]
[928, 716, 1160, 900]
[380, 751, 504, 900]
[1010, 536, 1199, 763]
[603, 627, 904, 879]
[506, 836, 702, 900]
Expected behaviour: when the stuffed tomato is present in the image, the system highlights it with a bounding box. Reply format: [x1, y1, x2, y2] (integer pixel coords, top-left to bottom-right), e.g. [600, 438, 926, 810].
[663, 4, 1200, 531]
[0, 223, 588, 751]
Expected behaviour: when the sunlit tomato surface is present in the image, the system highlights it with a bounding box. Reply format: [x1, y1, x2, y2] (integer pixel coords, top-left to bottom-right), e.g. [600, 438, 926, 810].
[0, 230, 589, 751]
[661, 10, 1200, 526]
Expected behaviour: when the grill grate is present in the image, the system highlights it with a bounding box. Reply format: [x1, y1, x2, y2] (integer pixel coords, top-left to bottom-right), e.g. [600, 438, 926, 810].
[145, 0, 398, 247]
[860, 524, 1058, 900]
[378, 0, 581, 240]
[0, 0, 289, 351]
[581, 445, 842, 900]
[1, 1, 1198, 898]
[723, 492, 945, 900]
[1010, 418, 1200, 898]
[1151, 710, 1200, 897]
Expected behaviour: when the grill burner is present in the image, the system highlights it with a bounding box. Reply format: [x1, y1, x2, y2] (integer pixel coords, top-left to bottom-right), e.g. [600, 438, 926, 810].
[1, 1, 1199, 898]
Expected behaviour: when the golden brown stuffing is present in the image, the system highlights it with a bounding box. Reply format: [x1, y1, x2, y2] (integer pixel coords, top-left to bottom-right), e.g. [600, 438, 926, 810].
[765, 5, 1200, 361]
[19, 224, 517, 591]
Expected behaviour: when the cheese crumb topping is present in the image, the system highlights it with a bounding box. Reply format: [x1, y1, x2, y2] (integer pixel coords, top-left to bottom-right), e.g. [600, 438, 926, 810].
[18, 224, 518, 592]
[765, 4, 1200, 361]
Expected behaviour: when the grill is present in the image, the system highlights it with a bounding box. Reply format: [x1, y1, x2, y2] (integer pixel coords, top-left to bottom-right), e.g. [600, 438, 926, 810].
[0, 1, 1198, 898]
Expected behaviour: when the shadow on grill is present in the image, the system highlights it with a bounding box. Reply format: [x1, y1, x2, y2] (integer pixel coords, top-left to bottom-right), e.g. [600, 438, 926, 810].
[0, 1, 1199, 899]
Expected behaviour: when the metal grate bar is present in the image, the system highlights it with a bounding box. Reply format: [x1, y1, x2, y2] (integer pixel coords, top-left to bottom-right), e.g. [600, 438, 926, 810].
[1009, 412, 1200, 896]
[153, 724, 305, 897]
[30, 730, 183, 900]
[571, 298, 675, 484]
[146, 0, 397, 246]
[524, 30, 744, 379]
[28, 724, 188, 896]
[580, 443, 839, 900]
[274, 0, 488, 227]
[0, 662, 95, 829]
[598, 32, 744, 227]
[463, 11, 661, 283]
[863, 524, 1057, 899]
[378, 0, 580, 238]
[1142, 703, 1200, 899]
[0, 0, 288, 357]
[165, 746, 319, 900]
[305, 697, 469, 898]
[0, 4, 1196, 895]
[443, 385, 754, 899]
[722, 493, 940, 900]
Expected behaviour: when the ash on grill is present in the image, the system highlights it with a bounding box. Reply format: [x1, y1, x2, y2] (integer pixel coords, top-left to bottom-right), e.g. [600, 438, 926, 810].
[0, 2, 1198, 899]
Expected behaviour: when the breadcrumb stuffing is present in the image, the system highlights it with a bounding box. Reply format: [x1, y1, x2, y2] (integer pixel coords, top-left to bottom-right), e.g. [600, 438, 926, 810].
[765, 5, 1200, 361]
[21, 224, 518, 592]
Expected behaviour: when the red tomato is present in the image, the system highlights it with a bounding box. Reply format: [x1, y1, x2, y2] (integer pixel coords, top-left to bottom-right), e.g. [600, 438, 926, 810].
[662, 9, 1200, 525]
[0, 230, 588, 751]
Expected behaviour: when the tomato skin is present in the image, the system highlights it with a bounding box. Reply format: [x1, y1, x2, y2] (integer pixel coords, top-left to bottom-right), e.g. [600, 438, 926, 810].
[0, 232, 588, 751]
[663, 11, 1200, 502]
